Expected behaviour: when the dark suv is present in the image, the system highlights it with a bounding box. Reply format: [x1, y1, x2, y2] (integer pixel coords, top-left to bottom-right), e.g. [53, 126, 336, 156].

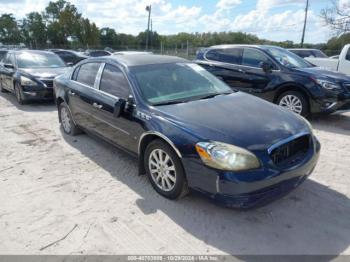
[195, 45, 350, 116]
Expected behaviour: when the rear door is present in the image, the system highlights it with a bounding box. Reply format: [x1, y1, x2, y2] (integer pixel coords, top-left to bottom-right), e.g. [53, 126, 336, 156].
[200, 48, 246, 89]
[90, 63, 140, 152]
[68, 62, 102, 129]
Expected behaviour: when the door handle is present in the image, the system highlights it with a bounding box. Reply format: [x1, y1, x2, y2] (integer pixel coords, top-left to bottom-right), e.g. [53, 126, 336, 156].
[68, 90, 76, 96]
[238, 69, 246, 73]
[93, 102, 103, 109]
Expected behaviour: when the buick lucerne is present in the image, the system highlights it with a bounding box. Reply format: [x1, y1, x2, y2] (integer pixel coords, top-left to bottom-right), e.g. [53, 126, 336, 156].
[54, 54, 320, 208]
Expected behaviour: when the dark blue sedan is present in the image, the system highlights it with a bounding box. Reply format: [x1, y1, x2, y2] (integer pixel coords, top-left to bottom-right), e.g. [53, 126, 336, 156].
[54, 54, 320, 208]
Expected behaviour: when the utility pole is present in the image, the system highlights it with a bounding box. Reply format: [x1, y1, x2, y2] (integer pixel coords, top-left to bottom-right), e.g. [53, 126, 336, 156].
[300, 0, 309, 48]
[145, 5, 152, 51]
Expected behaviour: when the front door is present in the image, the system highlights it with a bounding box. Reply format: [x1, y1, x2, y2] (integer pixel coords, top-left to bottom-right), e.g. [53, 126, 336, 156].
[2, 53, 16, 92]
[238, 48, 279, 100]
[90, 63, 142, 153]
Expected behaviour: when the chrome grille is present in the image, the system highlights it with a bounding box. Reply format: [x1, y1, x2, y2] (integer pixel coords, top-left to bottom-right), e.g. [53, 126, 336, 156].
[41, 80, 53, 88]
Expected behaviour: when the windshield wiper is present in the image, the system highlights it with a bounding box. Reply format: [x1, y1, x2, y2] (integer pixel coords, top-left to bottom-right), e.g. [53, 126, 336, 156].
[198, 92, 232, 100]
[152, 100, 188, 106]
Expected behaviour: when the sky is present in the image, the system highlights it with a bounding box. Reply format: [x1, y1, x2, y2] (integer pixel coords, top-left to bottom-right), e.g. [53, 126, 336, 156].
[0, 0, 346, 43]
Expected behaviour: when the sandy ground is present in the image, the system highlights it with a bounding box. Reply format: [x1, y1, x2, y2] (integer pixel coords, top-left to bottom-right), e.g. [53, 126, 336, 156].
[0, 92, 349, 256]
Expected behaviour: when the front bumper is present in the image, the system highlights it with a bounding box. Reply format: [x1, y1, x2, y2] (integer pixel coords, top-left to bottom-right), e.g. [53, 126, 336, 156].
[310, 89, 350, 114]
[22, 87, 54, 101]
[183, 137, 321, 209]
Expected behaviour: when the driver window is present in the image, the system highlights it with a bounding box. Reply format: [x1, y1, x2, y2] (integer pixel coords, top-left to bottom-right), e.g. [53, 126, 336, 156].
[99, 64, 130, 99]
[242, 48, 275, 69]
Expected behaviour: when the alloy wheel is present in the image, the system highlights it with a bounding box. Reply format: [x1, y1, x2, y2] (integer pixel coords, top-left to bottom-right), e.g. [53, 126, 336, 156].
[148, 149, 176, 192]
[61, 107, 72, 134]
[278, 95, 303, 115]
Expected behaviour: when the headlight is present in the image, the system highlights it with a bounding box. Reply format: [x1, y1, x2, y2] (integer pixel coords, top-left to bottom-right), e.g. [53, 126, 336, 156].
[20, 76, 37, 86]
[314, 78, 341, 90]
[195, 141, 260, 171]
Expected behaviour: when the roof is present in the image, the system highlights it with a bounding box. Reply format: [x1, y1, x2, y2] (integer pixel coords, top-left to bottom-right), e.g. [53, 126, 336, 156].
[288, 48, 319, 51]
[103, 54, 188, 67]
[8, 50, 56, 55]
[208, 44, 282, 50]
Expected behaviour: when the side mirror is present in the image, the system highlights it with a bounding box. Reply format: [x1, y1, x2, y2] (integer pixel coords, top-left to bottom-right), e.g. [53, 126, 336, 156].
[4, 64, 14, 70]
[67, 62, 74, 67]
[113, 98, 126, 117]
[260, 62, 273, 73]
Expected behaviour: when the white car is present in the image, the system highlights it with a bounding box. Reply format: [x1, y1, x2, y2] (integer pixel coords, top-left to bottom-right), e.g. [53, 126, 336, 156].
[304, 45, 350, 76]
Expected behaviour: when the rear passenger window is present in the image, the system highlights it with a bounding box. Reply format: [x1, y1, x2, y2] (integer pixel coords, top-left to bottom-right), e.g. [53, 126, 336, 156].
[206, 48, 243, 64]
[76, 63, 100, 87]
[99, 64, 130, 98]
[242, 49, 275, 69]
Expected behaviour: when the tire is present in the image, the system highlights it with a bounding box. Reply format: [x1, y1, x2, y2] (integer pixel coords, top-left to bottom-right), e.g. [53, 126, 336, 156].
[144, 139, 189, 200]
[276, 90, 309, 116]
[14, 82, 25, 105]
[59, 102, 81, 136]
[0, 82, 8, 93]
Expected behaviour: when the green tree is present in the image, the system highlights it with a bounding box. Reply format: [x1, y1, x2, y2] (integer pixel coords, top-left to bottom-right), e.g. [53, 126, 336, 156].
[21, 12, 47, 48]
[0, 14, 22, 44]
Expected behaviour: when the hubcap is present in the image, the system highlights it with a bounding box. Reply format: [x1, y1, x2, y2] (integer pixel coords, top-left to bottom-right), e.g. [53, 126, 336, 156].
[61, 107, 71, 133]
[149, 149, 176, 192]
[279, 95, 303, 114]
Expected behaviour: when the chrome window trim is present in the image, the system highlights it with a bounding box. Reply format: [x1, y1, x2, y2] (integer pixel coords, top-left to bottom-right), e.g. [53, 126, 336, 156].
[203, 47, 281, 72]
[138, 131, 182, 158]
[267, 131, 311, 155]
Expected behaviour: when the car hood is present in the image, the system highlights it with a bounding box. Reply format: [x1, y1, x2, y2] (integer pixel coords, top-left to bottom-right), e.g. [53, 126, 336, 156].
[19, 67, 68, 79]
[295, 67, 350, 82]
[153, 93, 310, 151]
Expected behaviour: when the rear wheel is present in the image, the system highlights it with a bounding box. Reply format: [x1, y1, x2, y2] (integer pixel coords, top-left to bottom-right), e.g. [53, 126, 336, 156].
[277, 91, 309, 116]
[59, 102, 81, 136]
[144, 139, 188, 200]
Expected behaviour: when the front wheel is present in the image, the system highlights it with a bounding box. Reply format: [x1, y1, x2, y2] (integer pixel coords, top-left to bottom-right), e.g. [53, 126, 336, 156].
[14, 83, 25, 105]
[144, 140, 188, 200]
[277, 91, 309, 116]
[0, 82, 8, 93]
[59, 102, 81, 136]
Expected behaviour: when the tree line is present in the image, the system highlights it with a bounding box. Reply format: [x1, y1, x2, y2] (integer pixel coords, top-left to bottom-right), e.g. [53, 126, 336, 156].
[0, 0, 349, 54]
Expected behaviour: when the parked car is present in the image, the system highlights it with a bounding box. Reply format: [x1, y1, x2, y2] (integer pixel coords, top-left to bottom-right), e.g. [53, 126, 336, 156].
[84, 50, 112, 57]
[195, 45, 350, 116]
[304, 44, 350, 75]
[288, 48, 328, 59]
[48, 49, 88, 65]
[54, 54, 320, 208]
[0, 50, 68, 104]
[113, 51, 153, 56]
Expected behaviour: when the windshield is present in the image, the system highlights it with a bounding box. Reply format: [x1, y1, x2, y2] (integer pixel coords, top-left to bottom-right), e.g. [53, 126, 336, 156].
[17, 52, 66, 68]
[266, 47, 312, 69]
[131, 63, 233, 105]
